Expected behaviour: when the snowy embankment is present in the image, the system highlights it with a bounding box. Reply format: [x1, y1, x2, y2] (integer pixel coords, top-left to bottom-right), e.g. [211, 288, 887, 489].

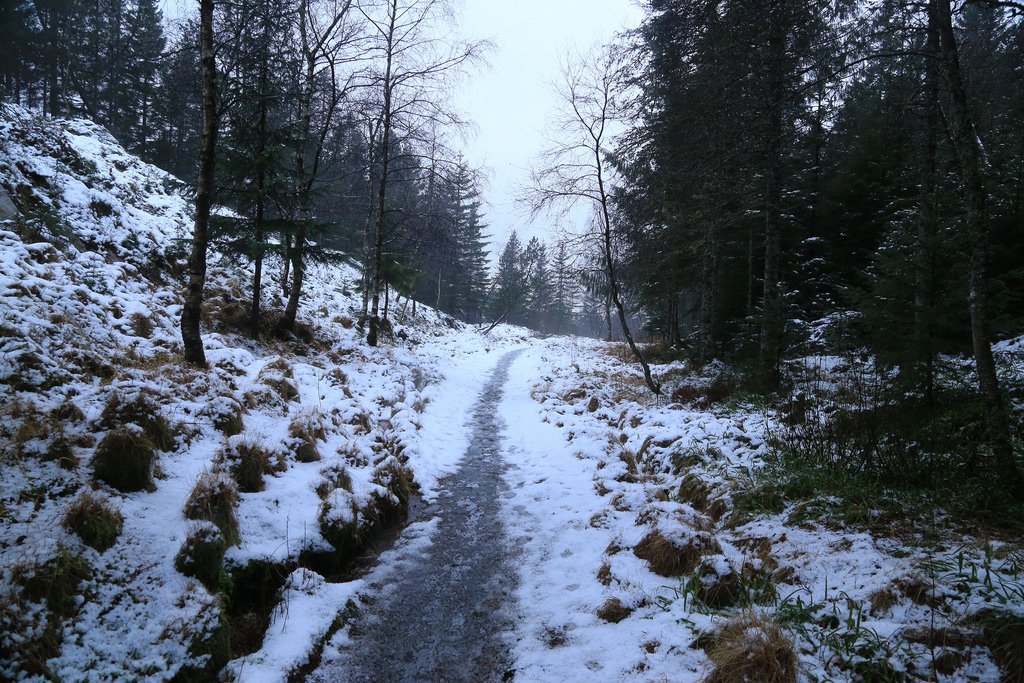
[502, 338, 1021, 682]
[0, 105, 528, 680]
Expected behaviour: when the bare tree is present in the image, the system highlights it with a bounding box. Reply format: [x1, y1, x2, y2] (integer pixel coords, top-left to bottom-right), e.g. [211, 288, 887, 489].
[280, 0, 362, 332]
[528, 45, 660, 395]
[180, 0, 218, 367]
[358, 0, 486, 346]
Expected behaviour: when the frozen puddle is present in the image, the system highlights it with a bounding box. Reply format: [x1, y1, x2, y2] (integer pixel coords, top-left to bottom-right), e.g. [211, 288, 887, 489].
[311, 349, 524, 682]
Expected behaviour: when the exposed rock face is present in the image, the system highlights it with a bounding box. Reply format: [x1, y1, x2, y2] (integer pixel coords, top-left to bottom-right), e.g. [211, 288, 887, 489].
[0, 188, 17, 221]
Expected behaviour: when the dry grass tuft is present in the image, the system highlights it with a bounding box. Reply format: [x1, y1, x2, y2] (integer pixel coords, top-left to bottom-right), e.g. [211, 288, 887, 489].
[597, 561, 613, 586]
[184, 471, 240, 546]
[92, 427, 156, 492]
[596, 597, 632, 623]
[217, 438, 277, 493]
[100, 393, 175, 451]
[63, 492, 123, 551]
[633, 529, 721, 577]
[704, 614, 798, 683]
[129, 312, 153, 338]
[289, 412, 326, 463]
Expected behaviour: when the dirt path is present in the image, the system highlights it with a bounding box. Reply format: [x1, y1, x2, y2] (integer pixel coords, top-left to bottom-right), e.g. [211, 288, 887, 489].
[309, 349, 524, 682]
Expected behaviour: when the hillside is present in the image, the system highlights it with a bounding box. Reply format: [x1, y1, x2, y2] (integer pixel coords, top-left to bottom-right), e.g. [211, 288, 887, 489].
[0, 105, 527, 680]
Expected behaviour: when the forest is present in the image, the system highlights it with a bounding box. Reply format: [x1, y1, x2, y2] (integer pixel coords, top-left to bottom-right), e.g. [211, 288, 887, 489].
[2, 0, 1024, 680]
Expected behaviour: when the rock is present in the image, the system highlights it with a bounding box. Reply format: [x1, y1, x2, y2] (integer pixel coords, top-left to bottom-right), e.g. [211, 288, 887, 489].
[587, 396, 600, 412]
[0, 188, 18, 221]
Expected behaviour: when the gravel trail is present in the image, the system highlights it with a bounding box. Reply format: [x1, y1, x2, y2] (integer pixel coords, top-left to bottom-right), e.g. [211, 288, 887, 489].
[310, 348, 524, 682]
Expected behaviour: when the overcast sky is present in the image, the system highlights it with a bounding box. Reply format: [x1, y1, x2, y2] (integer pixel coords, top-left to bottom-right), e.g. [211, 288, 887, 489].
[451, 0, 643, 258]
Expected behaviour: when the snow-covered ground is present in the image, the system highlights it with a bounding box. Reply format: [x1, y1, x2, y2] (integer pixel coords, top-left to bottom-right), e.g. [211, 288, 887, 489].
[499, 337, 1021, 681]
[0, 104, 529, 680]
[2, 105, 1022, 683]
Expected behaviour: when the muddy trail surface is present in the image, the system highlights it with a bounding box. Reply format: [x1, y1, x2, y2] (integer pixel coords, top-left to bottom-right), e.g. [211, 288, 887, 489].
[309, 349, 525, 683]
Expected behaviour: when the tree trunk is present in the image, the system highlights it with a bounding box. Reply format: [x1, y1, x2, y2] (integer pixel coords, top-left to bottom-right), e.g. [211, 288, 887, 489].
[759, 17, 786, 387]
[368, 8, 397, 347]
[595, 148, 659, 395]
[698, 227, 719, 366]
[915, 2, 941, 404]
[180, 0, 217, 368]
[251, 33, 269, 340]
[281, 0, 314, 333]
[935, 0, 1023, 497]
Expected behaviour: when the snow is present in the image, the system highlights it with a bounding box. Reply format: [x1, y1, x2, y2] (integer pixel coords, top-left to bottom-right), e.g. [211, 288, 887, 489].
[2, 103, 1021, 682]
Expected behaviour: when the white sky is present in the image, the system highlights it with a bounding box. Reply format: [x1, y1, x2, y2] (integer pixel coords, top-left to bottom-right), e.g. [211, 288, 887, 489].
[160, 0, 644, 260]
[451, 0, 643, 257]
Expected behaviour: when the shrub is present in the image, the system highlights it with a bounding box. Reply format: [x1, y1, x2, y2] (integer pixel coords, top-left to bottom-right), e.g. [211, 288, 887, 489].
[92, 427, 156, 492]
[175, 522, 227, 592]
[704, 614, 798, 683]
[218, 438, 276, 493]
[184, 471, 240, 546]
[62, 492, 123, 551]
[100, 393, 175, 451]
[633, 528, 721, 577]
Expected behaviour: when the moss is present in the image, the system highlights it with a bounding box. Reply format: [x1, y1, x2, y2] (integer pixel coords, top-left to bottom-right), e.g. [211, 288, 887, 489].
[175, 523, 228, 592]
[183, 472, 240, 546]
[62, 491, 123, 551]
[16, 546, 92, 619]
[92, 427, 156, 492]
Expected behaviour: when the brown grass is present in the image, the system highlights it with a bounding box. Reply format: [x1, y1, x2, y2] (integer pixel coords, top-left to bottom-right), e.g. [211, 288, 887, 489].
[596, 597, 632, 623]
[597, 561, 613, 586]
[704, 614, 798, 683]
[62, 492, 123, 551]
[633, 529, 721, 577]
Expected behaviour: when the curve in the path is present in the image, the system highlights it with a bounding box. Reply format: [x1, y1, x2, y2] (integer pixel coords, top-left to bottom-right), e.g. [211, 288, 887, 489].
[311, 348, 524, 683]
